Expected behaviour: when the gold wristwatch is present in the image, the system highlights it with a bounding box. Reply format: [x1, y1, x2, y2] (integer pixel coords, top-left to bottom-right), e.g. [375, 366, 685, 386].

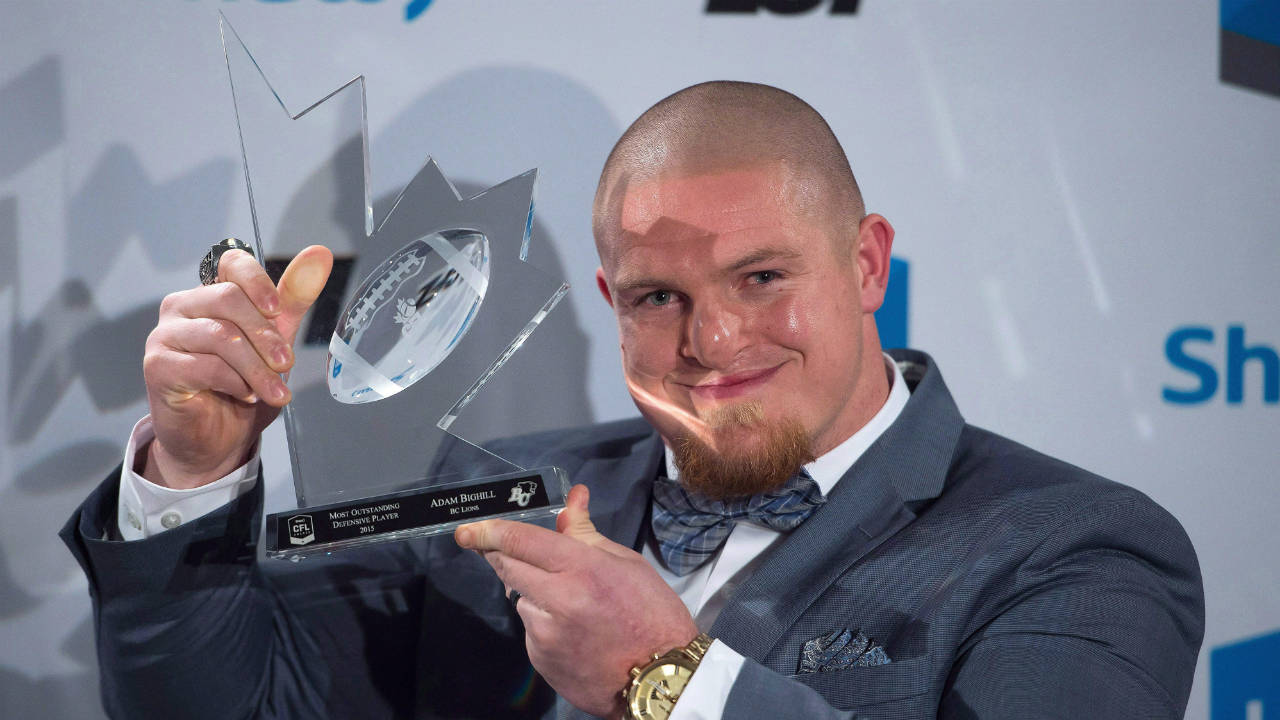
[623, 633, 714, 720]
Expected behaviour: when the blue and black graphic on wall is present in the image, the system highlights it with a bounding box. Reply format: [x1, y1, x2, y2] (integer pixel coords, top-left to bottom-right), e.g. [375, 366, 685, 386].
[1212, 628, 1280, 719]
[1163, 325, 1278, 405]
[1221, 0, 1280, 98]
[875, 257, 909, 350]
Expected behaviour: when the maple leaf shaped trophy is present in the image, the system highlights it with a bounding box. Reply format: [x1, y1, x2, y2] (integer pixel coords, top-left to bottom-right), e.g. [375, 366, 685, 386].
[220, 15, 570, 559]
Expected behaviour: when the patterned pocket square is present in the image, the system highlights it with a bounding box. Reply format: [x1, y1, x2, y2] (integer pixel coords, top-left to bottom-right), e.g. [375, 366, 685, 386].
[799, 628, 891, 673]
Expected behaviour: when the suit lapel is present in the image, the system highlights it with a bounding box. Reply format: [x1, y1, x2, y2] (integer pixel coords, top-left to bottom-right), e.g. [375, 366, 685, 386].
[708, 467, 916, 662]
[579, 428, 663, 551]
[709, 350, 965, 663]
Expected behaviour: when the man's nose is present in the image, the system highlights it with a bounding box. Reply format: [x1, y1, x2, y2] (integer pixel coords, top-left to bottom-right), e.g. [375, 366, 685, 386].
[682, 298, 746, 369]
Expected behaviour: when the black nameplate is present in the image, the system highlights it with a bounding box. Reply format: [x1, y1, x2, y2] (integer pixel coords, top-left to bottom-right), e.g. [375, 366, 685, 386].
[266, 470, 554, 555]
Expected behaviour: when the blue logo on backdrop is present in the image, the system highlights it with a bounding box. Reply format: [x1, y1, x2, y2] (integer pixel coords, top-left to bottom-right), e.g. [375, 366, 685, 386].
[875, 257, 909, 350]
[403, 0, 433, 20]
[1211, 629, 1280, 719]
[194, 0, 435, 23]
[1220, 0, 1280, 98]
[1164, 325, 1279, 405]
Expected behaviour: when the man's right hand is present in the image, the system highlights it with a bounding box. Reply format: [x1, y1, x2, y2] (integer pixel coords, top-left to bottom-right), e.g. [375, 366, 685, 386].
[140, 245, 333, 489]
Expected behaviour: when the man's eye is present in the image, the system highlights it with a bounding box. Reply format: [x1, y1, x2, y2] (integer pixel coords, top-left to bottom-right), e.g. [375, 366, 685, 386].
[645, 290, 673, 307]
[749, 270, 779, 284]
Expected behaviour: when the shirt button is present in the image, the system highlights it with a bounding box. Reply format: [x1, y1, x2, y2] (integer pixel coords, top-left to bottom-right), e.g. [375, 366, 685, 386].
[126, 510, 142, 531]
[160, 511, 182, 529]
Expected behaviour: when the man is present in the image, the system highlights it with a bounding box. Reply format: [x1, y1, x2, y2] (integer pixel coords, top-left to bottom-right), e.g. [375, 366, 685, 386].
[63, 82, 1203, 719]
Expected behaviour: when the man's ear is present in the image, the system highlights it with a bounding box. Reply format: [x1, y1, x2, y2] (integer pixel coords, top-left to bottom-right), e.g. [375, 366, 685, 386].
[596, 267, 615, 308]
[855, 213, 895, 313]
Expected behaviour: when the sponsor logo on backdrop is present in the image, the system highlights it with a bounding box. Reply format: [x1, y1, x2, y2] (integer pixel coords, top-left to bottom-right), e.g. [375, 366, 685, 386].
[1211, 628, 1279, 719]
[876, 257, 909, 350]
[1220, 0, 1280, 98]
[1163, 325, 1278, 405]
[706, 0, 859, 14]
[191, 0, 435, 23]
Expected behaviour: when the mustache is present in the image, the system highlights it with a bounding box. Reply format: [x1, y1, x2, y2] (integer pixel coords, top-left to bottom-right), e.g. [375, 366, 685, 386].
[704, 401, 765, 429]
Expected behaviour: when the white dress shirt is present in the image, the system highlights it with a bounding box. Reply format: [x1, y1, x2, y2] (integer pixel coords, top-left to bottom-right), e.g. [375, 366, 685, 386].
[115, 356, 910, 718]
[116, 416, 260, 541]
[652, 357, 909, 719]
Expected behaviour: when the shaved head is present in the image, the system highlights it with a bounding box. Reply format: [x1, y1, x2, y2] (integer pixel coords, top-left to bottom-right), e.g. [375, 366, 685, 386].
[592, 81, 865, 265]
[591, 81, 896, 493]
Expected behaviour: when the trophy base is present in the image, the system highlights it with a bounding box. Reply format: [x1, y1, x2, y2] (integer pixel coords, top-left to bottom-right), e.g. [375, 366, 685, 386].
[264, 466, 568, 560]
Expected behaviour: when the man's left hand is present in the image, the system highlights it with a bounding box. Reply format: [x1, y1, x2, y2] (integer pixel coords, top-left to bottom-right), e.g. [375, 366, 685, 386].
[456, 484, 698, 718]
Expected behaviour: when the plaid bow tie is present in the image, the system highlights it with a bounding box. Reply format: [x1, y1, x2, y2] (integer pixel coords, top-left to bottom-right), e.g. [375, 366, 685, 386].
[650, 471, 826, 576]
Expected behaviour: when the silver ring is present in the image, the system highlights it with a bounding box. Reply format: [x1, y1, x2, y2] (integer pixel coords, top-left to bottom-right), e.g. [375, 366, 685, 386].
[507, 588, 522, 610]
[199, 238, 255, 286]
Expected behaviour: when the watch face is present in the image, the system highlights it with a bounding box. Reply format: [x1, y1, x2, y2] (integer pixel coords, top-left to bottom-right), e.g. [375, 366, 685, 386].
[628, 661, 695, 720]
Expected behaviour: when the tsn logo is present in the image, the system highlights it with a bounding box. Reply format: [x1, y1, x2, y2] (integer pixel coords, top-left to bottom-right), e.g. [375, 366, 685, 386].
[707, 0, 860, 14]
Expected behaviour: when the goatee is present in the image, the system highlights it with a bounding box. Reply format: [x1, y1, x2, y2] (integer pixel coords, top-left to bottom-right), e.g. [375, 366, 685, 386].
[673, 402, 814, 500]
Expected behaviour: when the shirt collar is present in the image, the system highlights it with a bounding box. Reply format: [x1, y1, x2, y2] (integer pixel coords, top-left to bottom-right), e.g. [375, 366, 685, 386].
[664, 353, 910, 495]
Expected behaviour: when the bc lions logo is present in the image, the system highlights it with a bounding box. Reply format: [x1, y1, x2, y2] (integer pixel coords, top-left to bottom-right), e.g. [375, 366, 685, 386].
[507, 480, 538, 508]
[287, 514, 315, 546]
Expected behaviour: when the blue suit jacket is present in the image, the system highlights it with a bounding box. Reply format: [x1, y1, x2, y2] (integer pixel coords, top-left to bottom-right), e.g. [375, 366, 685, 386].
[61, 350, 1204, 718]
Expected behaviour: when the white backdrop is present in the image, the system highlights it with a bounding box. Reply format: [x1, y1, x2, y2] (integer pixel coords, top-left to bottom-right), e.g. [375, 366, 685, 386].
[2, 1, 1277, 717]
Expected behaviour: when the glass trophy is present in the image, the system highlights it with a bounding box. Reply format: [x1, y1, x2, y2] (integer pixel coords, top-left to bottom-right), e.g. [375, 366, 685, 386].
[219, 14, 570, 559]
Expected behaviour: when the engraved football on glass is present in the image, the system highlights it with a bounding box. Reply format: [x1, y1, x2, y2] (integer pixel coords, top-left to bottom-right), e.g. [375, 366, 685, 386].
[328, 229, 490, 404]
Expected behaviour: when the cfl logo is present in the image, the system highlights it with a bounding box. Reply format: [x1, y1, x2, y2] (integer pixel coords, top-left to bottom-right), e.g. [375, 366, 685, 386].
[287, 514, 315, 546]
[507, 480, 538, 508]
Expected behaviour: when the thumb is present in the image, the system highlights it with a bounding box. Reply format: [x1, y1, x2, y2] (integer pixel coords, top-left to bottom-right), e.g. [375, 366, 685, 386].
[556, 484, 595, 537]
[274, 245, 333, 345]
[557, 485, 632, 558]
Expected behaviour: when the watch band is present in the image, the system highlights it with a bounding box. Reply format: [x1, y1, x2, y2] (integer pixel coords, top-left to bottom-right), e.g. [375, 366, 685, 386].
[623, 633, 715, 720]
[677, 633, 713, 665]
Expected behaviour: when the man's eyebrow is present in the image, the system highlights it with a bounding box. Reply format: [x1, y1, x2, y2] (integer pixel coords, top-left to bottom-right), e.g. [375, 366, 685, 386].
[725, 247, 803, 272]
[611, 274, 668, 293]
[611, 246, 805, 292]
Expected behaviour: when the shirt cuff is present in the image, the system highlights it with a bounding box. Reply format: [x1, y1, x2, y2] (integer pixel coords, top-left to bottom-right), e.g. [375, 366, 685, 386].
[670, 639, 746, 720]
[116, 415, 260, 541]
